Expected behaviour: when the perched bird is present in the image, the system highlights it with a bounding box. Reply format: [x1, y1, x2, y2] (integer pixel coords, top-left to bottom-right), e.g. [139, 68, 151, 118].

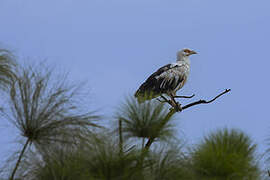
[135, 48, 197, 104]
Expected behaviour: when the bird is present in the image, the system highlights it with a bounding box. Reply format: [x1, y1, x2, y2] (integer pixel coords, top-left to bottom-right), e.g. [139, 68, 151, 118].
[135, 48, 197, 106]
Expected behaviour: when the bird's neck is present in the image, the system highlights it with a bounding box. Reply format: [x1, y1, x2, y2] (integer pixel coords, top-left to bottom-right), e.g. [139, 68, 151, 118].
[176, 56, 190, 65]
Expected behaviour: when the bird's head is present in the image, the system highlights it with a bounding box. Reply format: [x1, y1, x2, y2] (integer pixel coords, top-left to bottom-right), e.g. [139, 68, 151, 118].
[177, 48, 197, 60]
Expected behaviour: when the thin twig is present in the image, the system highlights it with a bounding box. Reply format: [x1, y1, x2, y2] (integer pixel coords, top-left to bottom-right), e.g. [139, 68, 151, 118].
[174, 94, 195, 99]
[157, 99, 166, 103]
[160, 95, 170, 103]
[124, 145, 136, 154]
[157, 95, 171, 103]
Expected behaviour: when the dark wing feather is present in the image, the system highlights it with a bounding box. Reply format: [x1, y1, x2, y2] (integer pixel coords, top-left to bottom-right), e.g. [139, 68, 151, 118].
[135, 64, 183, 101]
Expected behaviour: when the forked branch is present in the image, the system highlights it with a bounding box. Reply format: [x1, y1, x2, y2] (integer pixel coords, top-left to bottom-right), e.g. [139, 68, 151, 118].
[145, 89, 231, 150]
[181, 89, 231, 110]
[157, 89, 230, 111]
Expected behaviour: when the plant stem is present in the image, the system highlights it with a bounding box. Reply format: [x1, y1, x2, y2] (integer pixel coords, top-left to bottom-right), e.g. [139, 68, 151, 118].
[10, 139, 30, 180]
[119, 119, 123, 155]
[144, 109, 176, 150]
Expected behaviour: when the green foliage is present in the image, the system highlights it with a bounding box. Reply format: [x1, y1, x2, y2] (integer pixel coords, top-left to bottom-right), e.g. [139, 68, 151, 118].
[7, 64, 99, 148]
[17, 94, 184, 180]
[0, 49, 16, 90]
[117, 97, 175, 142]
[2, 63, 99, 179]
[22, 134, 145, 180]
[191, 128, 260, 180]
[28, 144, 96, 180]
[145, 144, 194, 180]
[9, 96, 263, 180]
[0, 54, 264, 179]
[77, 135, 142, 180]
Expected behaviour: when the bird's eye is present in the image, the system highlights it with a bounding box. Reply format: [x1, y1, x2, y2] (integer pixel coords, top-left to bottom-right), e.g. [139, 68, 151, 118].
[183, 49, 191, 53]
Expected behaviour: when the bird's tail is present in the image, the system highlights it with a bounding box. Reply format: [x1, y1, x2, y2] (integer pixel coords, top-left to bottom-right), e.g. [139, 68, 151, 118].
[134, 90, 145, 103]
[134, 90, 156, 104]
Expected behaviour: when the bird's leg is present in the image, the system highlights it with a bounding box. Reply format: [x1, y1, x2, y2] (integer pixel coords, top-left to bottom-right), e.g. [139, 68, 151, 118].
[158, 95, 172, 104]
[157, 95, 172, 104]
[157, 94, 182, 112]
[158, 95, 178, 109]
[174, 94, 195, 99]
[169, 93, 182, 112]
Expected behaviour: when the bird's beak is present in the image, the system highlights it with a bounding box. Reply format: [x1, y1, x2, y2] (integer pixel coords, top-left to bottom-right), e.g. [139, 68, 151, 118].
[189, 50, 197, 55]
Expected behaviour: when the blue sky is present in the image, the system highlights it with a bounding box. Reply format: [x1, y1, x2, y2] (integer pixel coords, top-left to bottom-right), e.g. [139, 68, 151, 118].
[1, 0, 270, 164]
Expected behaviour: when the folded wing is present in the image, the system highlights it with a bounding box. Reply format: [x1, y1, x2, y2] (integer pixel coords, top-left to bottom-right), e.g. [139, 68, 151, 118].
[135, 63, 187, 102]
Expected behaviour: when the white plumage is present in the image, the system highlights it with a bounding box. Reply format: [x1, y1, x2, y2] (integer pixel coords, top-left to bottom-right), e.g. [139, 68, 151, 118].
[135, 48, 197, 102]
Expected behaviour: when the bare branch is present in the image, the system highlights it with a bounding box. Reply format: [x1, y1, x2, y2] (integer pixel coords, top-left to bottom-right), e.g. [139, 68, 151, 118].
[174, 94, 195, 99]
[145, 89, 231, 150]
[160, 95, 170, 102]
[157, 89, 230, 112]
[156, 99, 166, 103]
[182, 89, 231, 110]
